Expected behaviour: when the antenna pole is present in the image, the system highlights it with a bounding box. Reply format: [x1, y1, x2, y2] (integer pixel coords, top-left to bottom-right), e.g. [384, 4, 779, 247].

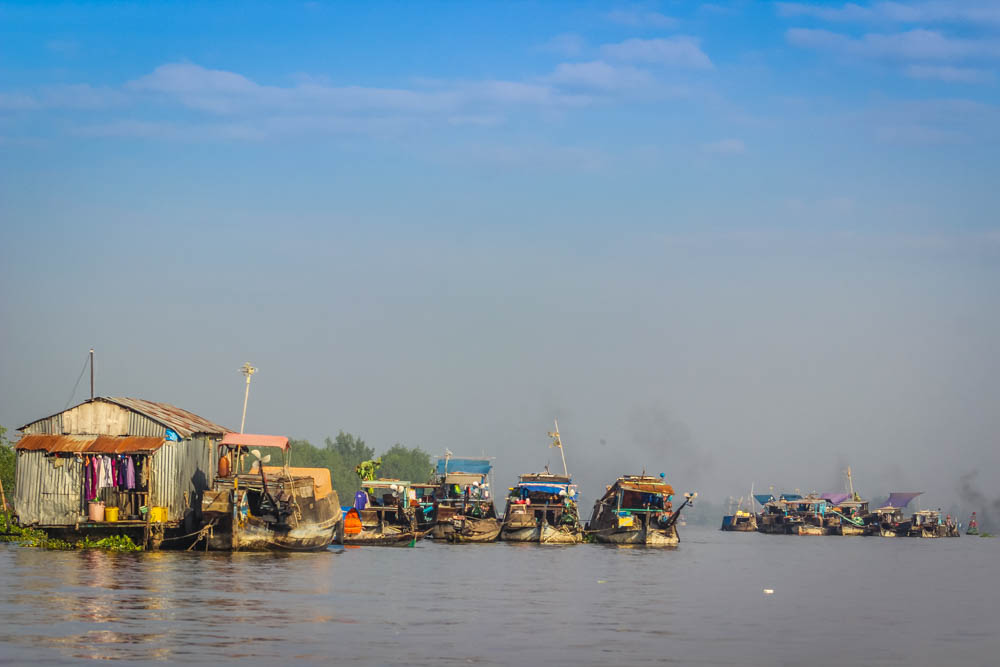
[89, 348, 94, 400]
[552, 418, 568, 478]
[239, 362, 257, 434]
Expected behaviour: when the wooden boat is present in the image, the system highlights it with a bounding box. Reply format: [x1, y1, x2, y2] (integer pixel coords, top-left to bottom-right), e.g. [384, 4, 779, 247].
[588, 475, 694, 546]
[868, 492, 924, 537]
[721, 495, 757, 532]
[909, 509, 960, 538]
[340, 479, 426, 546]
[500, 421, 583, 544]
[201, 433, 342, 551]
[425, 455, 500, 542]
[758, 494, 827, 535]
[445, 515, 502, 543]
[501, 472, 583, 543]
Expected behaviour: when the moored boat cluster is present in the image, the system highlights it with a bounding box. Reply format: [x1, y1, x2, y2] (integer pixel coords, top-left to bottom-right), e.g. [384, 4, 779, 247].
[722, 490, 962, 538]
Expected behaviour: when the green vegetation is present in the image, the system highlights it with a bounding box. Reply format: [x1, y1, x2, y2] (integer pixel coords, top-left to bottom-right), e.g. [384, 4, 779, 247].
[0, 512, 141, 551]
[0, 425, 14, 503]
[287, 431, 431, 501]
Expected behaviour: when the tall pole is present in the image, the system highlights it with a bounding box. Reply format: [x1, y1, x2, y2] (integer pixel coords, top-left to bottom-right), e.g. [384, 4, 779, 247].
[549, 418, 568, 478]
[89, 348, 94, 400]
[239, 362, 257, 434]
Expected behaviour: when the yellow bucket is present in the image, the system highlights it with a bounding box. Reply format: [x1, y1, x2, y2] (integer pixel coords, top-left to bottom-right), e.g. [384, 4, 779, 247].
[104, 507, 120, 522]
[149, 507, 168, 523]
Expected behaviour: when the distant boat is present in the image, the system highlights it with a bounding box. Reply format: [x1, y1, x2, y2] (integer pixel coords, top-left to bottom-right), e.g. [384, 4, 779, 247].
[588, 475, 694, 546]
[721, 494, 757, 532]
[967, 512, 979, 536]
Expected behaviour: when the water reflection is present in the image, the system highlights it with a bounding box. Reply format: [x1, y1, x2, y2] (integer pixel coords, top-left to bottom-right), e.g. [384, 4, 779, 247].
[1, 531, 998, 665]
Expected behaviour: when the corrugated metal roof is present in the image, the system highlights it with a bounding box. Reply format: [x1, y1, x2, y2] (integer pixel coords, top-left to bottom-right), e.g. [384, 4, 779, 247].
[15, 434, 166, 454]
[18, 397, 230, 437]
[105, 397, 229, 437]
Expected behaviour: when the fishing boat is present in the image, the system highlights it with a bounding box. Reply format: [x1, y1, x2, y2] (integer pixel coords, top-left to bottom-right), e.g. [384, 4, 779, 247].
[967, 512, 979, 536]
[757, 494, 824, 535]
[909, 509, 960, 538]
[824, 496, 869, 535]
[588, 474, 694, 546]
[720, 494, 758, 532]
[426, 454, 500, 543]
[868, 492, 923, 536]
[500, 421, 583, 544]
[200, 433, 343, 551]
[340, 479, 426, 546]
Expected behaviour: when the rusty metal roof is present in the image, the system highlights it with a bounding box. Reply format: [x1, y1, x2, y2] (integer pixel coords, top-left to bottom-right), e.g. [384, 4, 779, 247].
[17, 396, 230, 437]
[16, 434, 166, 454]
[105, 397, 229, 437]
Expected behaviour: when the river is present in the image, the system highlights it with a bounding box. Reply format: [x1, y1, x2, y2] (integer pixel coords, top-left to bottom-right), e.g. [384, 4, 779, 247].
[0, 527, 996, 665]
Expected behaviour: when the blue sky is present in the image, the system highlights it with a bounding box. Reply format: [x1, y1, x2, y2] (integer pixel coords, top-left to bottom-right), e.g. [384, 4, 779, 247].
[2, 1, 999, 507]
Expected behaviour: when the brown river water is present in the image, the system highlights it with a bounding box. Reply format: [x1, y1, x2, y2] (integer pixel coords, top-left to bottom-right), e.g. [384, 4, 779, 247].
[1, 526, 996, 666]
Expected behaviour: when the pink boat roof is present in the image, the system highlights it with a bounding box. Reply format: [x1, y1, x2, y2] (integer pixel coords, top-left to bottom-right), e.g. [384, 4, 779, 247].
[220, 433, 289, 450]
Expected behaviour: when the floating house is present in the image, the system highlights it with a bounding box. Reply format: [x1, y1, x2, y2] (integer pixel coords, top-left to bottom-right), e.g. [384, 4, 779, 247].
[13, 397, 228, 544]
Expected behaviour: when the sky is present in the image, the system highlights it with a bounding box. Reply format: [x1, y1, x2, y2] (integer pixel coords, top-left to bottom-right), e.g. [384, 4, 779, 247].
[1, 1, 999, 514]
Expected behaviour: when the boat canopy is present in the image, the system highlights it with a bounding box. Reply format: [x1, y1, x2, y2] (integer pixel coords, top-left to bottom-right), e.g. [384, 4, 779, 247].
[754, 494, 775, 506]
[780, 493, 803, 501]
[221, 433, 289, 450]
[518, 483, 572, 494]
[618, 482, 673, 495]
[821, 492, 851, 505]
[885, 492, 923, 508]
[435, 457, 492, 475]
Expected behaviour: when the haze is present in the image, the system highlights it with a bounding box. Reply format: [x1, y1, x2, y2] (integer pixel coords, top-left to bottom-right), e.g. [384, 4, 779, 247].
[2, 1, 998, 513]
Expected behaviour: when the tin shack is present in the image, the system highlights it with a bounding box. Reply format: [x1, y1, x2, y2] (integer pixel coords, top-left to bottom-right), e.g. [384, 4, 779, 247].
[13, 397, 229, 548]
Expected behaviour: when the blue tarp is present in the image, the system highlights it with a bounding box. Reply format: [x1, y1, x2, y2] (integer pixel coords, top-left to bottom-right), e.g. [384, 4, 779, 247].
[519, 483, 569, 494]
[885, 492, 923, 509]
[435, 457, 492, 475]
[780, 493, 803, 501]
[754, 494, 775, 506]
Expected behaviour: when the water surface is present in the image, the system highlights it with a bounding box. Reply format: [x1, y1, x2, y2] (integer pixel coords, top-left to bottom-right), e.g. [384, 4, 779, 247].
[1, 527, 996, 665]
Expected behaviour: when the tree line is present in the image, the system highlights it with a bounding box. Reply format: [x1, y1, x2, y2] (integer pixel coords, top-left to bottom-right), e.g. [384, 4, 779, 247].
[286, 431, 433, 501]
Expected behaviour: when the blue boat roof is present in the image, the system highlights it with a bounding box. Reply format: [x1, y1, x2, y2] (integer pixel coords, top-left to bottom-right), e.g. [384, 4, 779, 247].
[435, 457, 492, 475]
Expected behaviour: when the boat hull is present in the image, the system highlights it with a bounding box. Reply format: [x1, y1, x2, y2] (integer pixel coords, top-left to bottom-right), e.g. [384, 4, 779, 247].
[593, 525, 679, 546]
[500, 525, 541, 542]
[539, 522, 583, 543]
[341, 528, 425, 546]
[446, 518, 501, 543]
[204, 493, 342, 552]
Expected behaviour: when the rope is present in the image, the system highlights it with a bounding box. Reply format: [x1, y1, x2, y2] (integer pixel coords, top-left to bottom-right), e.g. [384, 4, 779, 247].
[63, 353, 91, 409]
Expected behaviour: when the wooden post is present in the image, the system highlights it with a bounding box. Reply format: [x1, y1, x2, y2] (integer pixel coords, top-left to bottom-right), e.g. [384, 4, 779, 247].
[0, 472, 8, 512]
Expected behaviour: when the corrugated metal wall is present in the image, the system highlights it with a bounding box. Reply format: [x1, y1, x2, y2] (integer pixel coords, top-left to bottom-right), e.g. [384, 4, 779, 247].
[13, 451, 84, 525]
[21, 415, 62, 435]
[150, 436, 219, 521]
[128, 411, 167, 437]
[21, 411, 166, 437]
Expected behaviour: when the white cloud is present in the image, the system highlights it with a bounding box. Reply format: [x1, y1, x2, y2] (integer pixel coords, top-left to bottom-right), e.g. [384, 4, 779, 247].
[546, 60, 655, 91]
[607, 9, 678, 29]
[702, 138, 746, 154]
[0, 92, 39, 111]
[539, 33, 586, 57]
[602, 37, 714, 69]
[905, 64, 995, 83]
[777, 2, 1000, 26]
[786, 28, 1000, 61]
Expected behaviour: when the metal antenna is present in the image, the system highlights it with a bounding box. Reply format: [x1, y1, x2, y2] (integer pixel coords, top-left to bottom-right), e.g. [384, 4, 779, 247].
[239, 362, 257, 434]
[547, 419, 568, 478]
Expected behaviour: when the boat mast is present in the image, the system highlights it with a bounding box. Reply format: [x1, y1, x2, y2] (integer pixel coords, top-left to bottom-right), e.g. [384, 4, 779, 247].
[89, 348, 95, 400]
[548, 419, 568, 478]
[846, 466, 855, 499]
[239, 362, 257, 434]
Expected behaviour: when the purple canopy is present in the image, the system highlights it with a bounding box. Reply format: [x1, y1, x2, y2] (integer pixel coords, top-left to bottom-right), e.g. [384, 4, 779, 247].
[885, 492, 923, 509]
[821, 492, 851, 505]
